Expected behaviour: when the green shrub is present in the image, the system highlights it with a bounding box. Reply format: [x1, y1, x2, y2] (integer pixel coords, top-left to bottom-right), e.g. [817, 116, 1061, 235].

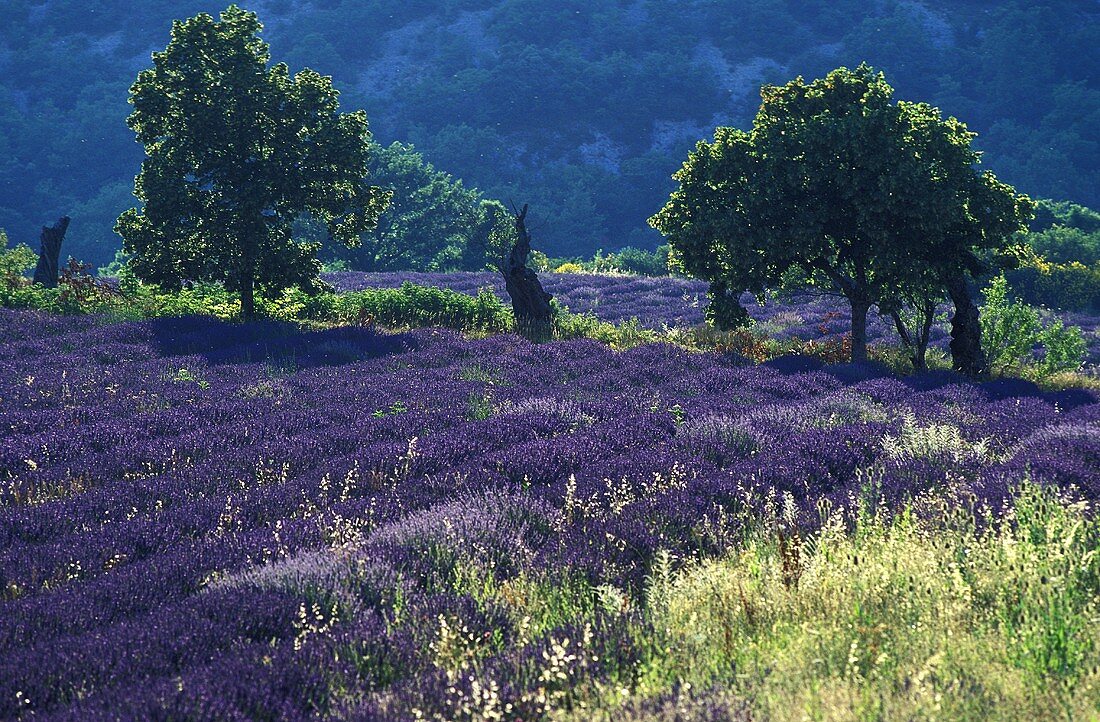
[137, 281, 239, 319]
[307, 282, 512, 333]
[0, 242, 47, 308]
[1006, 259, 1100, 311]
[0, 247, 132, 314]
[1035, 318, 1089, 379]
[0, 279, 56, 310]
[981, 275, 1086, 377]
[0, 239, 37, 277]
[609, 245, 671, 276]
[552, 311, 659, 349]
[257, 285, 312, 322]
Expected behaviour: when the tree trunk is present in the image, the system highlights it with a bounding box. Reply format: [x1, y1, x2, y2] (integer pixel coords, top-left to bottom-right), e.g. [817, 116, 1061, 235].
[888, 308, 919, 370]
[947, 273, 988, 379]
[706, 280, 750, 330]
[888, 304, 933, 371]
[850, 299, 870, 363]
[915, 302, 934, 371]
[502, 204, 553, 342]
[240, 267, 256, 320]
[33, 216, 70, 288]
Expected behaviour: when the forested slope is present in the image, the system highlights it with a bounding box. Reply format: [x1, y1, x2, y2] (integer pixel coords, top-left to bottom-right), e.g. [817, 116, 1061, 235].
[1, 0, 1096, 265]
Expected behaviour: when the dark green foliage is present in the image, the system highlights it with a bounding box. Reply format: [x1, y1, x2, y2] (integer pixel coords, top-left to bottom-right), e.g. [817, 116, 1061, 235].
[115, 6, 390, 318]
[1031, 200, 1100, 235]
[0, 1, 1094, 265]
[651, 65, 1033, 362]
[1006, 261, 1100, 312]
[539, 246, 673, 276]
[705, 281, 752, 332]
[320, 142, 493, 272]
[1006, 199, 1100, 311]
[1025, 200, 1100, 266]
[1026, 226, 1100, 267]
[606, 246, 671, 277]
[458, 199, 517, 274]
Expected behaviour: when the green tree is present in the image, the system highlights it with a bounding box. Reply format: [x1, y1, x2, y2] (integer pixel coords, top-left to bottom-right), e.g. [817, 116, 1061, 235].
[1026, 225, 1100, 266]
[115, 6, 389, 318]
[456, 199, 517, 273]
[324, 142, 485, 272]
[650, 64, 1032, 364]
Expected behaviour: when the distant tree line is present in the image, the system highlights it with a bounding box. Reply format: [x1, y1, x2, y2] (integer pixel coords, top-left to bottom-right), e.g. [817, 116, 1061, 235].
[0, 5, 1092, 375]
[0, 0, 1095, 265]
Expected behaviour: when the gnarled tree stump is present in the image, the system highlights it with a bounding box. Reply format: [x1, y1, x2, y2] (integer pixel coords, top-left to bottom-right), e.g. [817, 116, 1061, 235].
[33, 216, 70, 288]
[503, 204, 553, 342]
[947, 272, 988, 379]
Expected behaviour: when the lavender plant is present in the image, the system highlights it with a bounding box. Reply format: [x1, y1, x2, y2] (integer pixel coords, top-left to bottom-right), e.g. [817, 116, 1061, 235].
[0, 310, 1097, 720]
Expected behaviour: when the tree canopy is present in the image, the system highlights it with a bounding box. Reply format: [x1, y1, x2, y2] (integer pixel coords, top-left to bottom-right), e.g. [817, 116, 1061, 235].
[318, 141, 496, 273]
[650, 64, 1034, 363]
[115, 5, 390, 317]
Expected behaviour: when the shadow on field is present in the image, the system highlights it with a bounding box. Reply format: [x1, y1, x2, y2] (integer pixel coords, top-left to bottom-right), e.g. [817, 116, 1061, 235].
[765, 353, 1098, 411]
[143, 315, 416, 370]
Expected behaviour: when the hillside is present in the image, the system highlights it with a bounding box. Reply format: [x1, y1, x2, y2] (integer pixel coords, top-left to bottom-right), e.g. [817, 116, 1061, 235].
[0, 0, 1097, 265]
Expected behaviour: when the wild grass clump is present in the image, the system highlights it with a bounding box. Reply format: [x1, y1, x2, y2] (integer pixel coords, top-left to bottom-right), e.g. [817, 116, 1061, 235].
[396, 481, 1100, 721]
[631, 482, 1100, 721]
[881, 413, 995, 464]
[552, 312, 660, 349]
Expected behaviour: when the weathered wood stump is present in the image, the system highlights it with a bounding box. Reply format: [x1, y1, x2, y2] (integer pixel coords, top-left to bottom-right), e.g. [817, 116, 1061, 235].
[947, 272, 988, 379]
[502, 204, 553, 342]
[33, 216, 70, 288]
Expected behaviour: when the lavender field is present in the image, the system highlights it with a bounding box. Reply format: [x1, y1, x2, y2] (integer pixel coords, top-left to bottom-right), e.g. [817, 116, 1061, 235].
[2, 308, 1099, 720]
[325, 272, 714, 330]
[325, 271, 1100, 365]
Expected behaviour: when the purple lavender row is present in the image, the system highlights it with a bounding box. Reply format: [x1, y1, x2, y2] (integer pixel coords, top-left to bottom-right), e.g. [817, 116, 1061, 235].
[1, 311, 1097, 717]
[324, 272, 948, 344]
[324, 271, 1100, 365]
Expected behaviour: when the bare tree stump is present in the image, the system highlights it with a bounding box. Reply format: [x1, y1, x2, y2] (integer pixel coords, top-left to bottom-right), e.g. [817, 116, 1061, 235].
[502, 204, 553, 342]
[33, 216, 70, 288]
[947, 272, 988, 379]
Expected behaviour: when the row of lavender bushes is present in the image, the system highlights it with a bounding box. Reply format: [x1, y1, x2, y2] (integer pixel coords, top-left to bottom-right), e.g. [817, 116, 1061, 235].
[0, 310, 1098, 718]
[324, 271, 1100, 369]
[3, 241, 1097, 374]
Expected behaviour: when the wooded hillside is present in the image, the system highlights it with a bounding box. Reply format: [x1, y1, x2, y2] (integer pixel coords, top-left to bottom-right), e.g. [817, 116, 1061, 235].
[0, 0, 1096, 265]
